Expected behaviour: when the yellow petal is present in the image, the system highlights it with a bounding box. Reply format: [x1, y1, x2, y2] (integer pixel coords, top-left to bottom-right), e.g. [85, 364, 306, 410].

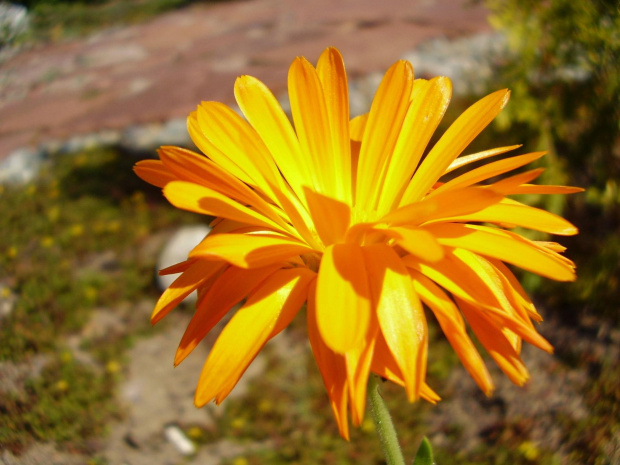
[158, 258, 195, 276]
[175, 264, 282, 366]
[151, 259, 225, 325]
[384, 187, 503, 227]
[430, 151, 546, 197]
[196, 102, 286, 199]
[389, 227, 445, 262]
[452, 250, 552, 353]
[159, 146, 294, 233]
[356, 60, 413, 209]
[316, 244, 371, 353]
[195, 267, 314, 406]
[289, 56, 335, 198]
[307, 281, 350, 440]
[411, 271, 494, 395]
[443, 201, 579, 235]
[490, 259, 541, 322]
[402, 89, 511, 204]
[444, 145, 522, 175]
[345, 327, 377, 426]
[187, 111, 251, 183]
[317, 47, 352, 204]
[505, 184, 585, 195]
[163, 181, 288, 233]
[189, 232, 314, 268]
[234, 75, 311, 205]
[350, 113, 368, 141]
[304, 188, 351, 246]
[377, 76, 452, 213]
[363, 244, 426, 400]
[425, 223, 576, 281]
[486, 168, 545, 193]
[134, 159, 176, 187]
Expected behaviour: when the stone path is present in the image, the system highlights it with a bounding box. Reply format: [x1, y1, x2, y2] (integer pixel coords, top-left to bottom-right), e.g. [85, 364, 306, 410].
[0, 0, 491, 160]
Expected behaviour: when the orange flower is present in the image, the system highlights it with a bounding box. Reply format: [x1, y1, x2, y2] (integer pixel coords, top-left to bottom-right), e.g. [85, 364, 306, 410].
[135, 47, 581, 439]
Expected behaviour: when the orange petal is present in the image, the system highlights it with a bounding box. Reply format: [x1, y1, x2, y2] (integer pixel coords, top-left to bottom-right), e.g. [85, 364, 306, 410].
[363, 244, 426, 400]
[163, 181, 287, 233]
[189, 232, 314, 268]
[410, 271, 494, 395]
[505, 184, 585, 195]
[345, 327, 377, 426]
[402, 89, 511, 204]
[377, 76, 452, 213]
[317, 47, 352, 204]
[134, 159, 177, 187]
[425, 223, 576, 281]
[151, 259, 225, 325]
[234, 75, 311, 206]
[187, 111, 251, 183]
[304, 188, 351, 246]
[384, 187, 503, 227]
[443, 201, 579, 236]
[307, 281, 350, 440]
[444, 145, 522, 175]
[159, 146, 293, 232]
[389, 227, 445, 262]
[457, 297, 530, 386]
[356, 60, 413, 209]
[430, 151, 546, 197]
[289, 56, 336, 198]
[175, 264, 283, 365]
[350, 113, 368, 141]
[196, 101, 283, 198]
[158, 258, 195, 276]
[316, 244, 372, 353]
[194, 267, 314, 406]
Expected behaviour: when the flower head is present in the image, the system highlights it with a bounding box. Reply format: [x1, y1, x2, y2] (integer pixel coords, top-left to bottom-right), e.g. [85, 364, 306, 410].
[135, 47, 581, 439]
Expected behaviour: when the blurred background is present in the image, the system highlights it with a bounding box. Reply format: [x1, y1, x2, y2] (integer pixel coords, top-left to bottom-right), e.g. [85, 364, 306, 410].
[0, 0, 618, 464]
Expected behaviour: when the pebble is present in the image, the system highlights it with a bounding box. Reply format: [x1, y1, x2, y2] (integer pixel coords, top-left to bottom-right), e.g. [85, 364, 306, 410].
[164, 424, 196, 456]
[0, 2, 29, 46]
[0, 147, 46, 185]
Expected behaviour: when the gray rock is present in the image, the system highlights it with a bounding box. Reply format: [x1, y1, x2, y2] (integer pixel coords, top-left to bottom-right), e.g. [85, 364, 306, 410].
[0, 2, 29, 46]
[121, 118, 191, 153]
[156, 225, 211, 302]
[0, 147, 45, 185]
[401, 32, 509, 96]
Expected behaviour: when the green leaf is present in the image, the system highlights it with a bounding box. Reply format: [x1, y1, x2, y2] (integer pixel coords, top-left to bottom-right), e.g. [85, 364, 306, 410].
[412, 436, 435, 465]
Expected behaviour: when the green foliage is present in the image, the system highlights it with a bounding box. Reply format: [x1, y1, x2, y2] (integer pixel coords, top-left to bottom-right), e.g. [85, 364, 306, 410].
[412, 437, 434, 465]
[486, 0, 620, 321]
[16, 0, 202, 43]
[0, 145, 199, 452]
[0, 147, 193, 361]
[561, 357, 620, 465]
[0, 352, 119, 454]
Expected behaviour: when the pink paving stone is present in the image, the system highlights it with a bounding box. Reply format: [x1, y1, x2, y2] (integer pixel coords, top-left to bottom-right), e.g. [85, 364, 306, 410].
[0, 0, 491, 159]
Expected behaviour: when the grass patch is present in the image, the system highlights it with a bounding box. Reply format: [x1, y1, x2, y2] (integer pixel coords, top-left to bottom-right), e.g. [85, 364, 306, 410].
[0, 145, 200, 452]
[0, 351, 119, 454]
[14, 0, 232, 44]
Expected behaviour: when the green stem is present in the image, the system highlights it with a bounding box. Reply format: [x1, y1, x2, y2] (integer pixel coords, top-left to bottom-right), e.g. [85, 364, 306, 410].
[368, 375, 406, 465]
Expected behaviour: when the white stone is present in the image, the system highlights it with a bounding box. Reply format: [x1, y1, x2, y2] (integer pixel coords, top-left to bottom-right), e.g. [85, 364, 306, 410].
[0, 2, 29, 45]
[164, 424, 196, 456]
[0, 147, 45, 184]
